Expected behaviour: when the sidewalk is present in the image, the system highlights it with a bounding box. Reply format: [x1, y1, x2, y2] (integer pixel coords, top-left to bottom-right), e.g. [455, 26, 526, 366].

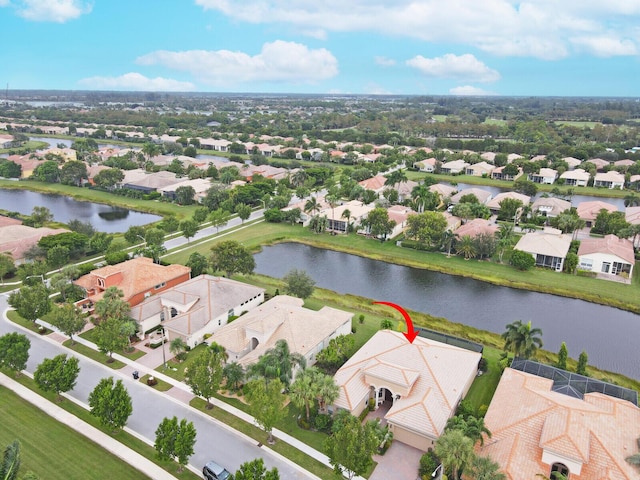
[37, 319, 348, 480]
[0, 371, 178, 480]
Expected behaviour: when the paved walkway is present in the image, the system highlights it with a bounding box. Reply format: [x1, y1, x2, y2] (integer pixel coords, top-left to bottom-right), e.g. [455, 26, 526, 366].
[0, 371, 178, 480]
[36, 318, 359, 480]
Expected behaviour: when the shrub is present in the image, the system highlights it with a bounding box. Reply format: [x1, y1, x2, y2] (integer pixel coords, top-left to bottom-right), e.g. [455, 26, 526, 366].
[478, 357, 488, 372]
[358, 314, 365, 324]
[313, 414, 332, 432]
[418, 449, 440, 478]
[104, 251, 129, 265]
[368, 398, 376, 411]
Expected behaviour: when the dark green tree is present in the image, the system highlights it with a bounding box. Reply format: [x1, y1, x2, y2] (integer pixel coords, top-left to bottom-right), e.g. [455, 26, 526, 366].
[175, 185, 196, 205]
[556, 342, 568, 370]
[502, 320, 543, 359]
[577, 350, 589, 376]
[48, 303, 87, 345]
[283, 269, 316, 299]
[180, 219, 198, 243]
[0, 333, 30, 377]
[223, 362, 245, 392]
[60, 160, 88, 186]
[246, 378, 286, 444]
[324, 414, 380, 480]
[209, 241, 255, 278]
[184, 344, 225, 409]
[186, 252, 208, 277]
[362, 207, 396, 242]
[8, 284, 51, 323]
[510, 250, 535, 271]
[235, 203, 252, 223]
[88, 377, 133, 432]
[234, 458, 280, 480]
[34, 354, 80, 401]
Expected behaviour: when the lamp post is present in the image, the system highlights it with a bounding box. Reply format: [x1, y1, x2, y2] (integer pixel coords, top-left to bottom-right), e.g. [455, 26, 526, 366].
[432, 464, 443, 479]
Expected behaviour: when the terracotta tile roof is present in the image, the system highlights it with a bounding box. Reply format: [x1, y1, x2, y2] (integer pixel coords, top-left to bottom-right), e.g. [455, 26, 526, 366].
[486, 192, 531, 210]
[74, 257, 191, 304]
[455, 219, 499, 238]
[450, 188, 492, 205]
[626, 206, 640, 225]
[531, 197, 572, 217]
[429, 183, 458, 199]
[0, 225, 68, 260]
[358, 175, 387, 191]
[576, 200, 618, 222]
[515, 230, 572, 258]
[479, 368, 640, 480]
[577, 234, 635, 265]
[334, 330, 480, 439]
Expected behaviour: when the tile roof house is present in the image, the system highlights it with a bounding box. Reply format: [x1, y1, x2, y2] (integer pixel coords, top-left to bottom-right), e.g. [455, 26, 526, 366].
[625, 206, 640, 226]
[491, 165, 523, 181]
[584, 157, 610, 171]
[480, 152, 497, 163]
[358, 175, 387, 194]
[561, 157, 582, 170]
[449, 188, 492, 205]
[0, 224, 68, 263]
[6, 154, 45, 178]
[577, 234, 634, 280]
[429, 183, 458, 203]
[74, 257, 191, 310]
[208, 295, 352, 368]
[560, 168, 590, 187]
[440, 159, 469, 174]
[576, 200, 618, 227]
[333, 330, 481, 451]
[394, 180, 419, 202]
[479, 367, 640, 480]
[531, 197, 572, 218]
[593, 170, 625, 189]
[514, 228, 572, 271]
[158, 178, 212, 201]
[413, 157, 437, 173]
[130, 275, 265, 348]
[465, 161, 494, 177]
[323, 200, 374, 234]
[454, 218, 499, 238]
[122, 170, 180, 193]
[528, 168, 558, 184]
[486, 192, 531, 213]
[386, 205, 417, 238]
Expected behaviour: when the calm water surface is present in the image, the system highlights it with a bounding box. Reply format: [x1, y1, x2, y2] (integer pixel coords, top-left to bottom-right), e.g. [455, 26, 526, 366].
[255, 243, 640, 379]
[0, 188, 160, 233]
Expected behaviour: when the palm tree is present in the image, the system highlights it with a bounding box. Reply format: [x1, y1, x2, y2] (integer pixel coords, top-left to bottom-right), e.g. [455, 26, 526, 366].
[468, 455, 506, 480]
[289, 367, 318, 421]
[411, 184, 438, 213]
[456, 234, 477, 260]
[626, 453, 640, 467]
[384, 169, 407, 188]
[434, 429, 475, 480]
[624, 194, 640, 207]
[223, 361, 245, 391]
[248, 339, 306, 386]
[304, 197, 321, 215]
[341, 208, 352, 232]
[496, 224, 515, 263]
[502, 320, 543, 359]
[325, 192, 339, 232]
[441, 230, 456, 257]
[315, 372, 340, 414]
[291, 170, 308, 188]
[141, 142, 160, 161]
[445, 415, 491, 445]
[170, 337, 187, 362]
[209, 341, 229, 363]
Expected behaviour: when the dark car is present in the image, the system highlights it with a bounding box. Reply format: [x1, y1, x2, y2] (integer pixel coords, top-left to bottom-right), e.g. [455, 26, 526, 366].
[203, 461, 231, 480]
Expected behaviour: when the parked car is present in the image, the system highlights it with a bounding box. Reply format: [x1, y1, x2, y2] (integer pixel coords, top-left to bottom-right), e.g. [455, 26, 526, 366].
[203, 461, 231, 480]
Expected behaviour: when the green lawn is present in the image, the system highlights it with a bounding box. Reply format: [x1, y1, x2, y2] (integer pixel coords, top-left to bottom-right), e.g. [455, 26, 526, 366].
[0, 386, 151, 480]
[464, 347, 503, 413]
[554, 120, 599, 128]
[62, 340, 126, 369]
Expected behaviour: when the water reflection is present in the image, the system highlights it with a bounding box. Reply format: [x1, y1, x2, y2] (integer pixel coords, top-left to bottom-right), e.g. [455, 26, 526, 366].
[254, 243, 640, 379]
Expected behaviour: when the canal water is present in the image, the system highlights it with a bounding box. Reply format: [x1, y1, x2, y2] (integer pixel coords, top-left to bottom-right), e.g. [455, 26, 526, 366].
[254, 243, 640, 380]
[0, 189, 160, 233]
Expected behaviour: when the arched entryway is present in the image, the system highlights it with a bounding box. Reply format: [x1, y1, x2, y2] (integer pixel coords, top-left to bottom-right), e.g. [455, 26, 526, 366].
[250, 337, 259, 350]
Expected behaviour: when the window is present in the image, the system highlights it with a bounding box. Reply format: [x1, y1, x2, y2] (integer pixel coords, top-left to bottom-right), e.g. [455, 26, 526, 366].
[154, 282, 166, 290]
[550, 463, 569, 480]
[97, 278, 105, 288]
[170, 307, 177, 318]
[601, 262, 611, 274]
[160, 311, 165, 322]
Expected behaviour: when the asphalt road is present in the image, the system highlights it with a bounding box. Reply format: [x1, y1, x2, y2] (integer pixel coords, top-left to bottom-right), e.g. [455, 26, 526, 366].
[0, 292, 312, 479]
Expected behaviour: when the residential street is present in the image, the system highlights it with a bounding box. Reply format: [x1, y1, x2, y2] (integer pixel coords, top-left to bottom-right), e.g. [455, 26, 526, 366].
[0, 292, 313, 480]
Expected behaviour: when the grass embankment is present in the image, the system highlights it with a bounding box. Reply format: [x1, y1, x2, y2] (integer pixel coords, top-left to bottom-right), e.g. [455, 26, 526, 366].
[163, 222, 640, 314]
[0, 179, 195, 220]
[0, 140, 48, 154]
[0, 385, 152, 480]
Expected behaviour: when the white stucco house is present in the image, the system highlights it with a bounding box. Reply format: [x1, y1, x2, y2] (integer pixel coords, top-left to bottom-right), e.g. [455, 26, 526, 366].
[514, 228, 572, 272]
[129, 275, 265, 349]
[577, 234, 635, 280]
[208, 295, 353, 369]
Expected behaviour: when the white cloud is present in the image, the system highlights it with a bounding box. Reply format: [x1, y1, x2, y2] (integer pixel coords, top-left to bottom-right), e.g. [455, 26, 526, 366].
[407, 54, 500, 83]
[571, 35, 638, 57]
[363, 83, 393, 95]
[77, 73, 195, 92]
[136, 40, 338, 86]
[449, 85, 496, 96]
[0, 0, 10, 7]
[375, 56, 396, 67]
[15, 0, 91, 22]
[194, 0, 640, 59]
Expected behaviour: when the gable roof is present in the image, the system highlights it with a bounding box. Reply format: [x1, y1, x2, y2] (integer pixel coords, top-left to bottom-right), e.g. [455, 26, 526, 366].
[334, 330, 481, 439]
[531, 197, 572, 216]
[576, 201, 618, 221]
[358, 175, 387, 191]
[577, 234, 635, 265]
[455, 218, 499, 238]
[450, 188, 492, 205]
[626, 206, 640, 225]
[486, 191, 531, 210]
[479, 368, 640, 480]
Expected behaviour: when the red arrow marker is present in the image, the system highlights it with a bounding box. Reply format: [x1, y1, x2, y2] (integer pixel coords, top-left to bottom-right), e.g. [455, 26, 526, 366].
[373, 301, 418, 344]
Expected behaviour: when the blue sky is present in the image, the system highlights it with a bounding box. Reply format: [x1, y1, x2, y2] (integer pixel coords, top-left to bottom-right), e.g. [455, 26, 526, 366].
[2, 0, 640, 96]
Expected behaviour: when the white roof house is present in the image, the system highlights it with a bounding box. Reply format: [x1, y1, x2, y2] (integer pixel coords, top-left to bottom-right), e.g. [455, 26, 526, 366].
[440, 159, 469, 174]
[514, 229, 572, 271]
[531, 197, 572, 218]
[528, 168, 558, 184]
[333, 330, 481, 451]
[465, 161, 495, 177]
[208, 295, 353, 368]
[129, 275, 265, 349]
[577, 234, 635, 280]
[593, 170, 625, 190]
[486, 192, 531, 212]
[560, 168, 590, 187]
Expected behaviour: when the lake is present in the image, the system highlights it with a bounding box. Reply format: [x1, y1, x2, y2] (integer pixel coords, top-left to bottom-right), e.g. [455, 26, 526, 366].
[254, 243, 640, 379]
